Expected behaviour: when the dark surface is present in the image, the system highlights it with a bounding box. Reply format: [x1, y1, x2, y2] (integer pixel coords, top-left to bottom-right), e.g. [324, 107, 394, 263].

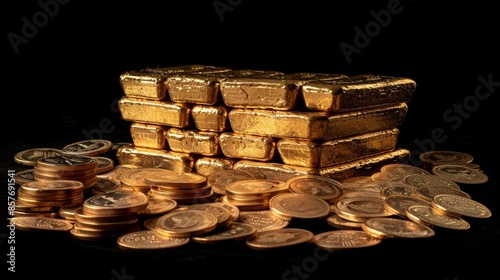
[2, 1, 499, 279]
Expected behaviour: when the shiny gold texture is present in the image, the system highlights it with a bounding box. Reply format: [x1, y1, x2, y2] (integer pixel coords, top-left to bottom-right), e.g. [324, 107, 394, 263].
[301, 76, 416, 112]
[116, 145, 195, 173]
[319, 148, 410, 181]
[277, 128, 399, 167]
[166, 127, 221, 156]
[191, 105, 230, 132]
[130, 122, 168, 150]
[232, 160, 318, 182]
[219, 132, 276, 161]
[118, 97, 192, 128]
[194, 157, 238, 177]
[228, 103, 407, 140]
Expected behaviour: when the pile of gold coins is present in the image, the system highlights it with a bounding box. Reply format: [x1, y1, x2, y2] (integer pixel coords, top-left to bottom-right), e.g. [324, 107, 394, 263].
[116, 64, 416, 181]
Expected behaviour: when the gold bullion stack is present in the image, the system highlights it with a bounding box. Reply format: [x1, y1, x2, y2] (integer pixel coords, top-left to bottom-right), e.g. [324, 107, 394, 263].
[117, 64, 416, 195]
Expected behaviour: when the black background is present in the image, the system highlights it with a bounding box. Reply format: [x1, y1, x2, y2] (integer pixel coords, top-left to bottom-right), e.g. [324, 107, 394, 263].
[2, 1, 499, 280]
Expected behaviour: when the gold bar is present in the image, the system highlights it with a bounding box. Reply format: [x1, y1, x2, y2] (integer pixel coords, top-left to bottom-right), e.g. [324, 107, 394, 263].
[191, 105, 230, 132]
[219, 76, 301, 110]
[228, 103, 407, 140]
[228, 109, 328, 139]
[118, 97, 192, 128]
[301, 75, 416, 112]
[232, 160, 318, 182]
[119, 65, 230, 101]
[219, 132, 276, 161]
[194, 157, 238, 177]
[319, 148, 410, 181]
[166, 128, 221, 156]
[116, 145, 195, 173]
[277, 128, 400, 167]
[326, 103, 408, 139]
[166, 69, 282, 105]
[129, 122, 168, 150]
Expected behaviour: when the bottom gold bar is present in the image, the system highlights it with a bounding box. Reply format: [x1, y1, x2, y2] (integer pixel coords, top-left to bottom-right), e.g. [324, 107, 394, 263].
[232, 148, 409, 183]
[116, 145, 195, 173]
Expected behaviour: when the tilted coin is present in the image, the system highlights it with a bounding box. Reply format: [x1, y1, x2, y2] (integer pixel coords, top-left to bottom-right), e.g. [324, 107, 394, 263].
[405, 205, 471, 230]
[313, 230, 382, 251]
[181, 202, 232, 228]
[416, 185, 471, 202]
[13, 169, 35, 185]
[117, 229, 190, 249]
[269, 193, 331, 219]
[19, 180, 84, 196]
[61, 139, 113, 156]
[380, 163, 431, 175]
[332, 196, 393, 222]
[237, 210, 289, 232]
[383, 194, 433, 218]
[137, 195, 178, 216]
[246, 228, 314, 250]
[419, 150, 473, 165]
[155, 209, 218, 237]
[224, 179, 290, 198]
[362, 217, 435, 239]
[402, 173, 461, 190]
[36, 154, 98, 171]
[93, 156, 115, 174]
[431, 164, 488, 184]
[432, 194, 492, 218]
[207, 169, 256, 195]
[143, 169, 207, 188]
[191, 222, 257, 244]
[9, 216, 74, 232]
[326, 214, 363, 230]
[92, 178, 121, 194]
[83, 189, 149, 215]
[120, 168, 168, 189]
[14, 148, 64, 166]
[380, 185, 419, 198]
[286, 174, 343, 202]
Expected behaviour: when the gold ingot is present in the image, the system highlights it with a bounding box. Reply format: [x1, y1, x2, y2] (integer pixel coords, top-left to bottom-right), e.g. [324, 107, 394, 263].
[232, 160, 318, 182]
[118, 97, 192, 128]
[301, 75, 416, 112]
[130, 122, 168, 150]
[219, 132, 276, 161]
[220, 75, 301, 110]
[277, 128, 400, 167]
[194, 157, 238, 177]
[319, 148, 410, 181]
[120, 65, 232, 101]
[166, 128, 221, 156]
[191, 105, 230, 132]
[116, 145, 195, 173]
[228, 103, 407, 140]
[166, 69, 280, 105]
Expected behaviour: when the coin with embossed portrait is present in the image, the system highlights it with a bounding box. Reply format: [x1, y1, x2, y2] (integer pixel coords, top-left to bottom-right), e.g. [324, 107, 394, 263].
[61, 139, 113, 156]
[431, 164, 488, 184]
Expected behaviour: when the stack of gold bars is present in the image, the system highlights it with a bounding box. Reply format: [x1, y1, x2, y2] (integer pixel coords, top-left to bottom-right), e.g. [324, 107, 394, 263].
[117, 64, 415, 183]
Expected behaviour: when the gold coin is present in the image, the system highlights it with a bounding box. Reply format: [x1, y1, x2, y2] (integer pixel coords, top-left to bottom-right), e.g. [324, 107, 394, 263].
[269, 193, 330, 219]
[9, 216, 74, 232]
[383, 194, 433, 218]
[286, 174, 343, 202]
[225, 179, 289, 198]
[13, 169, 35, 185]
[431, 164, 488, 184]
[61, 139, 113, 156]
[313, 230, 382, 251]
[144, 169, 207, 188]
[94, 156, 115, 174]
[380, 163, 430, 175]
[137, 195, 178, 216]
[402, 173, 461, 190]
[246, 228, 314, 250]
[432, 194, 492, 218]
[19, 180, 84, 196]
[155, 209, 218, 237]
[119, 167, 168, 188]
[380, 185, 419, 198]
[14, 148, 64, 166]
[182, 203, 232, 228]
[405, 205, 471, 230]
[237, 210, 289, 232]
[419, 150, 473, 165]
[207, 169, 256, 195]
[333, 196, 393, 222]
[36, 154, 98, 171]
[326, 214, 363, 230]
[362, 217, 435, 239]
[117, 230, 190, 249]
[83, 189, 149, 215]
[416, 185, 471, 202]
[191, 222, 257, 244]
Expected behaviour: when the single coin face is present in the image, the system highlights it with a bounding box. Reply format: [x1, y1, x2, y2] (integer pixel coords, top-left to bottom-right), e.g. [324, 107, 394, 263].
[420, 151, 473, 165]
[92, 178, 121, 194]
[313, 230, 382, 250]
[83, 189, 149, 215]
[269, 193, 331, 219]
[207, 169, 255, 195]
[137, 195, 178, 216]
[431, 164, 488, 184]
[155, 209, 218, 237]
[37, 154, 98, 171]
[362, 217, 435, 239]
[416, 185, 471, 202]
[117, 230, 190, 249]
[237, 210, 290, 232]
[402, 173, 461, 190]
[405, 205, 471, 230]
[14, 148, 65, 166]
[225, 179, 289, 196]
[286, 174, 343, 201]
[61, 139, 114, 156]
[94, 156, 115, 174]
[191, 222, 257, 244]
[13, 169, 35, 185]
[20, 180, 84, 195]
[333, 196, 393, 222]
[246, 228, 314, 249]
[183, 203, 232, 227]
[380, 185, 419, 198]
[9, 216, 74, 232]
[432, 194, 492, 218]
[380, 164, 430, 175]
[144, 169, 207, 188]
[383, 194, 433, 218]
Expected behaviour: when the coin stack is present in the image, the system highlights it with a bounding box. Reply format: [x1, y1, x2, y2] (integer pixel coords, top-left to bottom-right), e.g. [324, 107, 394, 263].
[117, 65, 416, 183]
